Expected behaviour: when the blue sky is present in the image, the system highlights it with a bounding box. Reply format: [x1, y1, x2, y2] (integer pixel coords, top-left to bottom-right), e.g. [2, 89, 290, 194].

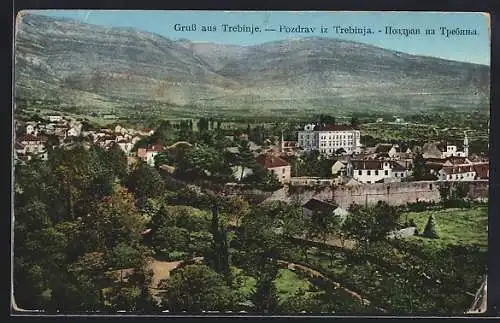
[29, 10, 490, 65]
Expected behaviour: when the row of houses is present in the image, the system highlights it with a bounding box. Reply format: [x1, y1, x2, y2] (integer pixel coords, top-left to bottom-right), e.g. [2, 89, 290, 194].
[227, 146, 488, 187]
[14, 115, 156, 164]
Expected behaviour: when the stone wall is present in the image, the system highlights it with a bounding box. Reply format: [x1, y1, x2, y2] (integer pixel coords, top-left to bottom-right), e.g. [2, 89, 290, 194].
[229, 180, 489, 208]
[332, 180, 488, 208]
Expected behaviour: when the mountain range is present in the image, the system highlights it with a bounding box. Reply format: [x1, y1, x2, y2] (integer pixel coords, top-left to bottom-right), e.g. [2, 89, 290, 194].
[14, 13, 490, 118]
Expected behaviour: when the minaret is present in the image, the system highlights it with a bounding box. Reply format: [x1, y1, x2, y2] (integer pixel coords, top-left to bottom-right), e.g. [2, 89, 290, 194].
[281, 130, 284, 153]
[463, 131, 469, 158]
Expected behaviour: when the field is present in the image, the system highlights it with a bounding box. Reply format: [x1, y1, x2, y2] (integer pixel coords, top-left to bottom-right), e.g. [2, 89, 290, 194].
[403, 206, 488, 251]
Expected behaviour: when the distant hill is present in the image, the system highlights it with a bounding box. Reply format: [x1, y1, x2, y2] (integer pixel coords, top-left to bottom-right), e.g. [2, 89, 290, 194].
[15, 13, 490, 118]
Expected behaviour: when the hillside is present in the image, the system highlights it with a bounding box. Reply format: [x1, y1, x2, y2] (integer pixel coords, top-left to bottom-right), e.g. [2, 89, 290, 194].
[14, 13, 490, 118]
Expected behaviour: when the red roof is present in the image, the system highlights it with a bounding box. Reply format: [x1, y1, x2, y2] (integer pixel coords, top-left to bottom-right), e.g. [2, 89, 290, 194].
[426, 156, 470, 166]
[256, 154, 290, 168]
[424, 157, 447, 163]
[350, 160, 387, 170]
[391, 162, 407, 171]
[314, 124, 359, 131]
[473, 163, 489, 179]
[351, 159, 407, 171]
[147, 144, 164, 152]
[447, 156, 469, 165]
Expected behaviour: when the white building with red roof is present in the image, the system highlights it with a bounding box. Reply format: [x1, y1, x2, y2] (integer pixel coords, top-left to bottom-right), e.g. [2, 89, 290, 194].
[426, 156, 479, 181]
[256, 153, 291, 184]
[297, 123, 361, 156]
[137, 144, 164, 167]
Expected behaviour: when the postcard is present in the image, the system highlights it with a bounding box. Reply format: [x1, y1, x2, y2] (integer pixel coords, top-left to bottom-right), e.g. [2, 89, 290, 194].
[12, 10, 490, 315]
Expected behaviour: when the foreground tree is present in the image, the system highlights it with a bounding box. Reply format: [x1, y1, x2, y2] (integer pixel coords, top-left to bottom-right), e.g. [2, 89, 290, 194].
[125, 163, 165, 206]
[80, 184, 147, 252]
[158, 264, 235, 312]
[251, 257, 279, 313]
[342, 202, 399, 249]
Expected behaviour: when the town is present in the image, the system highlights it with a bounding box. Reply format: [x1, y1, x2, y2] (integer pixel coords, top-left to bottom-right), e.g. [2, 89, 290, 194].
[15, 113, 489, 189]
[13, 108, 489, 315]
[12, 9, 491, 317]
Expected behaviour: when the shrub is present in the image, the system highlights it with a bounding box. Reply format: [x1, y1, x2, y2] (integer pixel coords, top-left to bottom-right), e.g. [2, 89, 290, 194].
[167, 251, 188, 261]
[422, 215, 439, 239]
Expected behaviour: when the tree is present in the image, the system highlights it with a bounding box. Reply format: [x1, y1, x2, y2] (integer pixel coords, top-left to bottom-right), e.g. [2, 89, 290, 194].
[251, 257, 279, 313]
[222, 196, 251, 226]
[236, 140, 257, 181]
[412, 153, 427, 181]
[197, 117, 209, 133]
[80, 184, 146, 252]
[125, 163, 165, 206]
[105, 143, 128, 180]
[243, 164, 282, 191]
[206, 202, 232, 285]
[158, 264, 235, 312]
[422, 215, 439, 239]
[342, 201, 399, 249]
[153, 151, 172, 168]
[310, 210, 342, 266]
[180, 144, 225, 179]
[152, 226, 190, 260]
[350, 116, 360, 128]
[315, 114, 336, 125]
[109, 243, 144, 282]
[335, 148, 346, 156]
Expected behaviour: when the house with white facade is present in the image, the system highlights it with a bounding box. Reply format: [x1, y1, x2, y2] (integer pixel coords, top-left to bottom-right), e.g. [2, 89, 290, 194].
[331, 160, 347, 177]
[347, 159, 410, 184]
[297, 123, 361, 156]
[16, 134, 48, 161]
[137, 144, 165, 167]
[426, 156, 477, 181]
[374, 144, 400, 159]
[436, 166, 476, 181]
[256, 154, 291, 184]
[117, 139, 134, 155]
[422, 133, 469, 159]
[47, 115, 63, 122]
[25, 123, 38, 136]
[67, 127, 80, 137]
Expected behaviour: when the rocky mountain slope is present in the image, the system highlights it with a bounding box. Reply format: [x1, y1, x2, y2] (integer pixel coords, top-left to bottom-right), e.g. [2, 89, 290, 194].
[15, 13, 490, 117]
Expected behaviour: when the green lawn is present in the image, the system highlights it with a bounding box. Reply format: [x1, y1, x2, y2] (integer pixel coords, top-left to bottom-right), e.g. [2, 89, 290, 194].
[233, 267, 313, 304]
[275, 268, 312, 303]
[402, 206, 488, 250]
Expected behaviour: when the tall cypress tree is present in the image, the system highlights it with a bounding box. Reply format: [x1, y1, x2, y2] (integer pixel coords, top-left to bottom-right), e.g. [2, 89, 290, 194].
[210, 202, 221, 272]
[219, 222, 232, 286]
[252, 257, 279, 313]
[209, 198, 232, 285]
[423, 215, 439, 239]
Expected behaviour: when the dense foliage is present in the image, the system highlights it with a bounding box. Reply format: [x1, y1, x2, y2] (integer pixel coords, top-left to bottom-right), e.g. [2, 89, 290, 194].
[13, 115, 487, 314]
